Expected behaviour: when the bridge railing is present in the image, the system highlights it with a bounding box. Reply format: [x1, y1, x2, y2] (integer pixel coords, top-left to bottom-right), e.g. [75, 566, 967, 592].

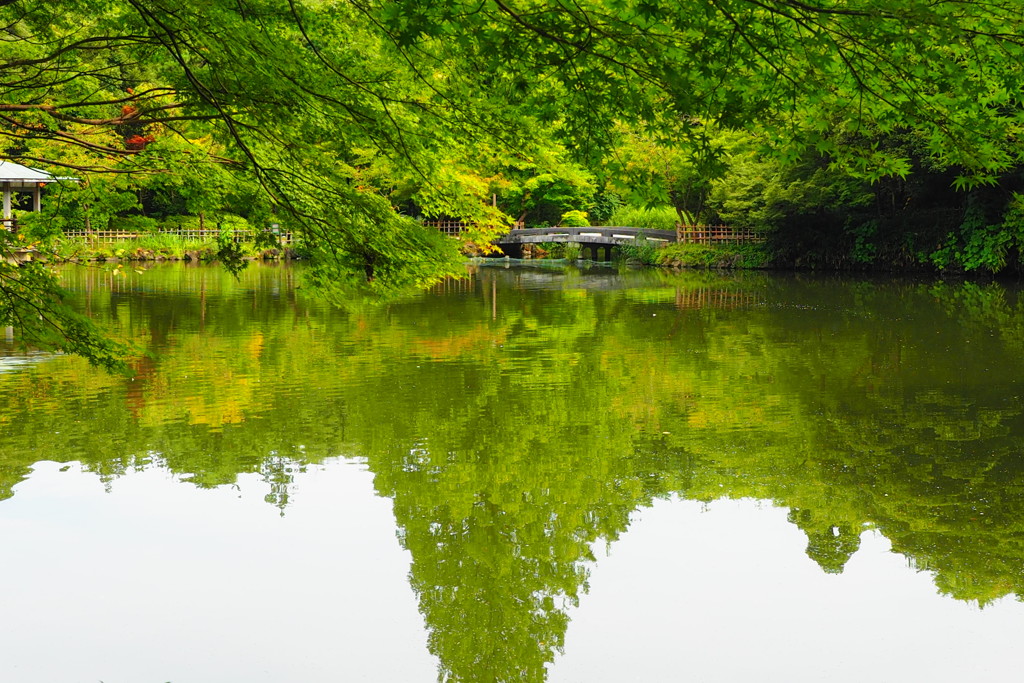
[425, 221, 763, 245]
[498, 226, 677, 242]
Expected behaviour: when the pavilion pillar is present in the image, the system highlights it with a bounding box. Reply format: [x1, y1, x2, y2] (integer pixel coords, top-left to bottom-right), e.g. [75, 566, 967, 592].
[2, 182, 10, 221]
[32, 185, 41, 212]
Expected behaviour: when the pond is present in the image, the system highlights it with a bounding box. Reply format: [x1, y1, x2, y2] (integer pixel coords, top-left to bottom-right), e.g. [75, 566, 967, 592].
[1, 262, 1023, 682]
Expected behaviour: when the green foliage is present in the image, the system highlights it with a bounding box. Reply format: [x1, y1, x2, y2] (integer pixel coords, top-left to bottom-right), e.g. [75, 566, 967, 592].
[608, 205, 679, 231]
[606, 122, 724, 222]
[656, 243, 769, 269]
[502, 159, 597, 227]
[4, 0, 1024, 360]
[29, 177, 141, 235]
[617, 233, 661, 265]
[926, 194, 1024, 273]
[302, 196, 465, 295]
[216, 214, 251, 234]
[156, 215, 202, 231]
[587, 188, 623, 225]
[848, 220, 880, 265]
[214, 231, 249, 276]
[113, 215, 159, 233]
[14, 212, 62, 242]
[706, 139, 874, 235]
[559, 210, 589, 227]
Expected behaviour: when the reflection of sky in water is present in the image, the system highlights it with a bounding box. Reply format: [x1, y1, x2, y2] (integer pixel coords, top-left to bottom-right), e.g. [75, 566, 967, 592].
[0, 460, 436, 683]
[3, 463, 1021, 682]
[556, 498, 1024, 683]
[0, 350, 55, 375]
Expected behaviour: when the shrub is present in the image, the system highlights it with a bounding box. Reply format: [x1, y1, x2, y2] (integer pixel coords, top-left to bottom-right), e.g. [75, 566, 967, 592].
[617, 233, 660, 265]
[15, 212, 62, 241]
[587, 189, 623, 225]
[926, 195, 1024, 273]
[158, 215, 201, 231]
[608, 205, 679, 231]
[113, 215, 159, 233]
[217, 213, 252, 233]
[559, 210, 589, 227]
[656, 243, 770, 269]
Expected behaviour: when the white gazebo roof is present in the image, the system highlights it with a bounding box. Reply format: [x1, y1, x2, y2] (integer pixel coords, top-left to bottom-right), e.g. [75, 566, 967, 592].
[0, 160, 60, 183]
[1, 160, 68, 221]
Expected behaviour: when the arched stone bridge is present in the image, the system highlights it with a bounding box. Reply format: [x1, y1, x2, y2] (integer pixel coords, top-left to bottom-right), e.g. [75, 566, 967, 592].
[494, 226, 676, 260]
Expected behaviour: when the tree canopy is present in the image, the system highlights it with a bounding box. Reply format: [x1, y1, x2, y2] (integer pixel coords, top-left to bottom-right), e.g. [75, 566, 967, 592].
[3, 0, 1024, 361]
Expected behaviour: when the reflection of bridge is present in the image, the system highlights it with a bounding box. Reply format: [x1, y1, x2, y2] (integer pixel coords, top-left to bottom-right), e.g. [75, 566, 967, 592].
[429, 269, 764, 311]
[495, 227, 676, 260]
[673, 288, 762, 310]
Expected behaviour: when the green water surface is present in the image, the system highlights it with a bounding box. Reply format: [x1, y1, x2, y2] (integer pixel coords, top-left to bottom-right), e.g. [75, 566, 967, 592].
[1, 262, 1022, 682]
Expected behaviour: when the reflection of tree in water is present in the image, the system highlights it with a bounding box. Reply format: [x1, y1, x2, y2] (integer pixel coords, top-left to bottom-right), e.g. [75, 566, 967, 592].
[365, 359, 680, 681]
[4, 266, 1024, 677]
[377, 435, 696, 681]
[788, 509, 863, 574]
[398, 492, 582, 682]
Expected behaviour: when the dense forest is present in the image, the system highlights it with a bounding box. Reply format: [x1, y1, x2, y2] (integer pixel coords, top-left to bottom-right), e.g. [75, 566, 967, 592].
[3, 0, 1024, 361]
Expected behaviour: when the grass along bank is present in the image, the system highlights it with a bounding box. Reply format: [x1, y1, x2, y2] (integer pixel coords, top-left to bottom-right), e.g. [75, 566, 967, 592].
[615, 231, 769, 269]
[655, 242, 770, 269]
[52, 232, 295, 263]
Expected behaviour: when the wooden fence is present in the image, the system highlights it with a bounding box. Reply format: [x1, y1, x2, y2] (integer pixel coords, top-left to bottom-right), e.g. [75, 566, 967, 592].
[61, 228, 293, 244]
[51, 221, 758, 247]
[676, 225, 762, 244]
[422, 220, 468, 236]
[422, 220, 526, 236]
